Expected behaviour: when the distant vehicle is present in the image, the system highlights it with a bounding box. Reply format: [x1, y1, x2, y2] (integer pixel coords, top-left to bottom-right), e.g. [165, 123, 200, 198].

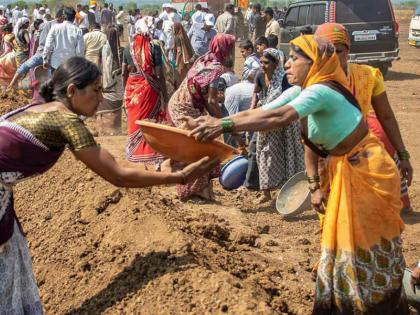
[408, 6, 420, 48]
[278, 0, 400, 76]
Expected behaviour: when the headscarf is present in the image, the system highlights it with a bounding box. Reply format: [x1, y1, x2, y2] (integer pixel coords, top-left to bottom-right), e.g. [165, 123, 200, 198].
[174, 22, 194, 65]
[315, 23, 351, 48]
[207, 33, 235, 62]
[290, 34, 349, 90]
[13, 17, 29, 37]
[259, 48, 287, 106]
[187, 33, 235, 109]
[262, 48, 284, 71]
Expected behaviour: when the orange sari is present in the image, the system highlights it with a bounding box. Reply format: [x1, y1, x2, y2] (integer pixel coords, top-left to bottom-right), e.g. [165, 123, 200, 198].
[348, 63, 411, 210]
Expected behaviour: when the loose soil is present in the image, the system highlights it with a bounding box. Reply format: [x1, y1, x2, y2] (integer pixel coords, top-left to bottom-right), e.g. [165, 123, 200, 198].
[1, 10, 420, 315]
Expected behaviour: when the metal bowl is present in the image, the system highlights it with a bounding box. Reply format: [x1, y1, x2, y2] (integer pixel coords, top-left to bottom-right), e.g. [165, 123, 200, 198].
[276, 171, 311, 217]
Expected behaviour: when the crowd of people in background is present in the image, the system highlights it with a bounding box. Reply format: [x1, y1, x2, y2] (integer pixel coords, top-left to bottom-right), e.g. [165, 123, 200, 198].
[0, 1, 418, 314]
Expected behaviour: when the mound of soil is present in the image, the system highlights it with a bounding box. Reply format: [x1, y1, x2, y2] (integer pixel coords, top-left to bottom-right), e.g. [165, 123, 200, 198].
[0, 89, 31, 116]
[14, 137, 318, 315]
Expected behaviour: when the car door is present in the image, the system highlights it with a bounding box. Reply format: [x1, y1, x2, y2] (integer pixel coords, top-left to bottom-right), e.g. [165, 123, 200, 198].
[335, 0, 398, 54]
[279, 5, 300, 57]
[307, 3, 328, 32]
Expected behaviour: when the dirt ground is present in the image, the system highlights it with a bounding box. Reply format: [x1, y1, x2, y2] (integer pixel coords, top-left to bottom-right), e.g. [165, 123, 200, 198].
[2, 10, 420, 315]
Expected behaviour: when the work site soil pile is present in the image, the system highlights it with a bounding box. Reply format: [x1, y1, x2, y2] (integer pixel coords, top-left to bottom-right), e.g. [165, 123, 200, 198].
[0, 89, 31, 116]
[2, 11, 420, 315]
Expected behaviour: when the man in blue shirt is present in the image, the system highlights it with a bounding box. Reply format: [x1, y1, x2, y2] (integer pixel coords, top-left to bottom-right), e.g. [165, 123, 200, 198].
[187, 13, 217, 57]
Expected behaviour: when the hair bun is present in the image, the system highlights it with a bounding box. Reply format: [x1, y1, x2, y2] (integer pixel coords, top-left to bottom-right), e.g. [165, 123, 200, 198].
[39, 79, 55, 102]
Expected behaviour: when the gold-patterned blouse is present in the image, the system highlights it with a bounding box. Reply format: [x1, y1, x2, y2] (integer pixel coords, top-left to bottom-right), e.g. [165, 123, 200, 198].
[8, 110, 97, 151]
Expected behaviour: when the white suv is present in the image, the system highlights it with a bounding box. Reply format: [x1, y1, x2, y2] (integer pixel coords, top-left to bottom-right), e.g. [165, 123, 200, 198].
[409, 6, 420, 48]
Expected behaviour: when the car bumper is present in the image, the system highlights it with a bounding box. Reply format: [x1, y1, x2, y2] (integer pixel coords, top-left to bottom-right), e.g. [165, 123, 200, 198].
[348, 48, 400, 64]
[408, 36, 420, 47]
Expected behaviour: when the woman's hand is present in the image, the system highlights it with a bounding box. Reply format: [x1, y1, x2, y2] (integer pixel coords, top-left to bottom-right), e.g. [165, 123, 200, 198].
[178, 156, 219, 183]
[400, 160, 413, 186]
[178, 116, 199, 130]
[189, 116, 222, 142]
[311, 189, 326, 214]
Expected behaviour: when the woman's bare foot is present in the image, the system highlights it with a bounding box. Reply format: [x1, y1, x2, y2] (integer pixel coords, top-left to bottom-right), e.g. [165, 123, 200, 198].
[255, 190, 272, 204]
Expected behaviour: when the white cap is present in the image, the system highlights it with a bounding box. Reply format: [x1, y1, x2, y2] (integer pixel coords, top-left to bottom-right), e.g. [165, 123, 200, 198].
[39, 7, 45, 11]
[90, 5, 96, 8]
[204, 14, 215, 26]
[162, 3, 170, 8]
[0, 5, 4, 10]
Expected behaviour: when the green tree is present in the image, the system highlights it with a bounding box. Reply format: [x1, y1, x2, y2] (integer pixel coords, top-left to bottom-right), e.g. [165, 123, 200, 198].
[125, 1, 137, 11]
[10, 1, 28, 8]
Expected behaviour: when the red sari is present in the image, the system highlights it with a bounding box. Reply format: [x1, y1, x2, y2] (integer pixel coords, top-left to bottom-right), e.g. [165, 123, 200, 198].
[125, 34, 166, 165]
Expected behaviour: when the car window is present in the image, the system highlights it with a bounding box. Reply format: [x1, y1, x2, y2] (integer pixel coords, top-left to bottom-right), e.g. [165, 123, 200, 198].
[416, 6, 420, 16]
[336, 0, 392, 23]
[308, 4, 327, 25]
[297, 6, 310, 26]
[285, 7, 299, 27]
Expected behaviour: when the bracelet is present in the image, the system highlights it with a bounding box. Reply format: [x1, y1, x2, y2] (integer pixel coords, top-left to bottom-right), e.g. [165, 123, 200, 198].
[221, 118, 235, 133]
[307, 175, 320, 184]
[397, 150, 410, 161]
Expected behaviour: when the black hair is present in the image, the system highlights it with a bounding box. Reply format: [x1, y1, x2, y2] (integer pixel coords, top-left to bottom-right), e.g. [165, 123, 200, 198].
[104, 3, 109, 8]
[261, 51, 278, 64]
[40, 57, 101, 102]
[225, 4, 235, 11]
[253, 3, 261, 11]
[291, 43, 312, 61]
[63, 7, 76, 21]
[91, 22, 101, 29]
[264, 7, 274, 18]
[34, 19, 44, 30]
[255, 36, 268, 47]
[2, 23, 13, 33]
[239, 39, 253, 50]
[195, 4, 202, 10]
[55, 9, 64, 19]
[267, 34, 278, 48]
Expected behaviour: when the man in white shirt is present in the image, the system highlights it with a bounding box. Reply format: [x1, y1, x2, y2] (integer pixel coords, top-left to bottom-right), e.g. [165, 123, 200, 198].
[75, 4, 89, 34]
[263, 7, 281, 48]
[37, 7, 46, 21]
[215, 4, 236, 35]
[159, 4, 170, 21]
[33, 4, 40, 21]
[22, 5, 28, 18]
[83, 22, 108, 65]
[12, 6, 22, 25]
[44, 4, 51, 15]
[115, 6, 124, 38]
[191, 4, 206, 24]
[43, 7, 84, 71]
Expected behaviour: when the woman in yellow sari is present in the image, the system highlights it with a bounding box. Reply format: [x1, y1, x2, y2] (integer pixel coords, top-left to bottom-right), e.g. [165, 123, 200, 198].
[314, 23, 413, 212]
[188, 34, 408, 314]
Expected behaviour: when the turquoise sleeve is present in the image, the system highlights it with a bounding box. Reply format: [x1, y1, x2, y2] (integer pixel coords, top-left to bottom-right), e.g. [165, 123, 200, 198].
[261, 86, 302, 111]
[288, 85, 327, 117]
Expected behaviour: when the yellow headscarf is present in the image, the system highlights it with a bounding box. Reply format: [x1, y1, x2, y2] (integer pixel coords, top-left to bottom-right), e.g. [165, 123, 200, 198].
[289, 35, 349, 90]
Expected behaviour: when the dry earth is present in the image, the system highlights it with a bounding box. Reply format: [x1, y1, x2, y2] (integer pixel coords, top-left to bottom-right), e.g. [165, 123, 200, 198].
[1, 9, 419, 315]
